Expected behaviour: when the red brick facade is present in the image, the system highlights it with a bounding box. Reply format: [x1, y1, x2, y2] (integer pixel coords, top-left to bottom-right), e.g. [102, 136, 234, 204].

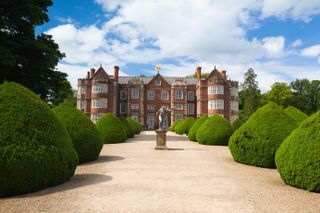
[77, 65, 239, 129]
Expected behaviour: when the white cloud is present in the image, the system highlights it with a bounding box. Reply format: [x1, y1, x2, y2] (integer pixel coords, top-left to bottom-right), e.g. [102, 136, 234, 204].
[290, 39, 303, 48]
[262, 36, 285, 57]
[260, 0, 320, 22]
[301, 44, 320, 57]
[45, 0, 320, 88]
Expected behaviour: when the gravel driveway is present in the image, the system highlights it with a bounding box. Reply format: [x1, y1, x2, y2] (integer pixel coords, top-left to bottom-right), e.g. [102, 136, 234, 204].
[1, 131, 319, 213]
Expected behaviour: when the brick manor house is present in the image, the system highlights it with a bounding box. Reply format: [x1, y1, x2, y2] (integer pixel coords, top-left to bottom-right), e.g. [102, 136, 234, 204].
[77, 65, 239, 129]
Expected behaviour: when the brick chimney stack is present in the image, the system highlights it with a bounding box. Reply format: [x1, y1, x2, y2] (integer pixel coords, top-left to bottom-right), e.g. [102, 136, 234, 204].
[221, 70, 227, 80]
[87, 71, 90, 79]
[196, 66, 202, 80]
[90, 68, 95, 78]
[114, 65, 119, 81]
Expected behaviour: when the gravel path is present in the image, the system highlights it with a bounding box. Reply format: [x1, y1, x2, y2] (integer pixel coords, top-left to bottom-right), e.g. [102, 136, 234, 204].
[1, 131, 319, 213]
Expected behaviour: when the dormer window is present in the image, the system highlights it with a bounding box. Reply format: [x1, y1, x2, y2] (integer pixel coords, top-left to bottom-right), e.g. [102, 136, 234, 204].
[155, 79, 161, 86]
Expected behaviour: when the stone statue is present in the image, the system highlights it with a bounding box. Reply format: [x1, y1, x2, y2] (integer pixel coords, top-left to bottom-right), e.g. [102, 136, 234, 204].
[156, 106, 171, 130]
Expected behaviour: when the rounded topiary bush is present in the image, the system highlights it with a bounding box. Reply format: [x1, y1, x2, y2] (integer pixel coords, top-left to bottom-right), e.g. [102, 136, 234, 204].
[196, 115, 233, 145]
[119, 116, 134, 138]
[96, 113, 127, 143]
[127, 117, 142, 134]
[275, 111, 320, 192]
[284, 106, 308, 125]
[228, 102, 296, 168]
[53, 102, 103, 164]
[188, 116, 208, 141]
[0, 82, 78, 196]
[171, 120, 182, 132]
[232, 118, 244, 131]
[175, 117, 195, 135]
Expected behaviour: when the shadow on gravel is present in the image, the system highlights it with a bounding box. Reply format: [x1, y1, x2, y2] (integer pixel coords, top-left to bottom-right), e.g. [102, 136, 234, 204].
[16, 174, 112, 198]
[80, 155, 125, 166]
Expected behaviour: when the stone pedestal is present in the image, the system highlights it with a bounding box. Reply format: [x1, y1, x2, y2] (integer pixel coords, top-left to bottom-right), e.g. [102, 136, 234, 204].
[155, 129, 167, 150]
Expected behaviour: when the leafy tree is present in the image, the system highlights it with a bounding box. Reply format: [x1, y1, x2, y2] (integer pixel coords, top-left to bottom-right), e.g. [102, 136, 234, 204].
[0, 0, 72, 106]
[267, 82, 293, 107]
[291, 79, 320, 115]
[241, 68, 261, 120]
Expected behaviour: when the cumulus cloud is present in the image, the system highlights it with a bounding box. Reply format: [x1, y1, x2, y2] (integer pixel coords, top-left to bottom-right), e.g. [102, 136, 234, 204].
[301, 44, 320, 57]
[45, 0, 320, 88]
[262, 36, 286, 57]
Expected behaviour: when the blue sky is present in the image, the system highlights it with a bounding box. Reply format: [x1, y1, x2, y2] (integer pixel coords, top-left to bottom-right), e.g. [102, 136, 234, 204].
[38, 0, 320, 91]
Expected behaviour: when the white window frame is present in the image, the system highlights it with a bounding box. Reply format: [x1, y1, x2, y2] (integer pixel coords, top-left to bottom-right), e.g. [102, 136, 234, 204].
[147, 90, 155, 100]
[77, 100, 85, 109]
[175, 114, 183, 121]
[131, 103, 139, 109]
[231, 87, 238, 97]
[230, 101, 239, 111]
[155, 79, 161, 86]
[120, 90, 127, 100]
[147, 114, 154, 129]
[188, 91, 194, 101]
[131, 89, 140, 99]
[176, 104, 183, 110]
[208, 99, 224, 110]
[92, 98, 107, 108]
[120, 103, 127, 114]
[175, 90, 183, 100]
[131, 115, 139, 121]
[188, 103, 195, 114]
[161, 90, 169, 100]
[91, 113, 103, 123]
[147, 104, 155, 110]
[77, 86, 85, 94]
[92, 84, 108, 93]
[208, 85, 224, 95]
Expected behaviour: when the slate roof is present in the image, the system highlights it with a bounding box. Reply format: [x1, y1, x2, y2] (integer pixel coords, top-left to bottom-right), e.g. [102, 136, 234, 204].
[118, 76, 198, 85]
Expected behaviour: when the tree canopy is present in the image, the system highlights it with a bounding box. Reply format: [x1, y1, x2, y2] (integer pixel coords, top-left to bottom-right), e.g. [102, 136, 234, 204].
[267, 82, 293, 107]
[0, 0, 72, 106]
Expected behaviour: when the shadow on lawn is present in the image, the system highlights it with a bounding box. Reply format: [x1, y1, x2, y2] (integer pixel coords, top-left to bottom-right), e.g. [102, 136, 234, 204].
[16, 173, 112, 198]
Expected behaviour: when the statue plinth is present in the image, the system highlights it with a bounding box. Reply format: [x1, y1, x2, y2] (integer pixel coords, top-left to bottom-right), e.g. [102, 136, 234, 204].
[155, 129, 167, 150]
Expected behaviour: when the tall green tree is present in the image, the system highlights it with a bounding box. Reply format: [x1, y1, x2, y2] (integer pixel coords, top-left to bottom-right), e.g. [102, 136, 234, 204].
[267, 82, 293, 107]
[0, 0, 71, 106]
[291, 79, 320, 115]
[241, 68, 261, 120]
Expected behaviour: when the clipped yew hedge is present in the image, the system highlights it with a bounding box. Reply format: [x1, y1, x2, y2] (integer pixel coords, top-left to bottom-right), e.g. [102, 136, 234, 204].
[228, 102, 296, 168]
[96, 113, 127, 143]
[275, 111, 320, 192]
[119, 117, 134, 138]
[188, 116, 208, 141]
[127, 117, 142, 134]
[171, 120, 182, 132]
[232, 118, 244, 131]
[0, 83, 78, 196]
[53, 102, 103, 164]
[196, 115, 233, 145]
[284, 106, 308, 125]
[175, 117, 195, 135]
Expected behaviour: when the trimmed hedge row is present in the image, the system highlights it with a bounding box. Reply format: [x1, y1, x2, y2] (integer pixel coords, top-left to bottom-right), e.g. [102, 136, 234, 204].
[284, 106, 308, 125]
[127, 117, 142, 134]
[171, 120, 182, 132]
[232, 118, 244, 131]
[119, 116, 135, 138]
[228, 102, 297, 168]
[0, 83, 78, 196]
[188, 116, 208, 141]
[96, 113, 127, 144]
[175, 117, 195, 135]
[275, 111, 320, 192]
[196, 115, 233, 145]
[53, 102, 103, 164]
